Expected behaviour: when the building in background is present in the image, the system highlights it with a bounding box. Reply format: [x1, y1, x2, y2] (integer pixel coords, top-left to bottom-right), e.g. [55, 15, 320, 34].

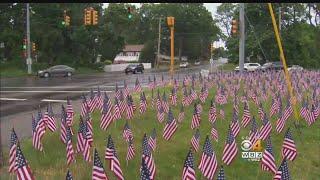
[113, 44, 144, 64]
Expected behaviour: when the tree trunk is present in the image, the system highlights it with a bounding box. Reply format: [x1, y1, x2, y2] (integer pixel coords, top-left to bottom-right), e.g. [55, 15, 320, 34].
[308, 4, 313, 26]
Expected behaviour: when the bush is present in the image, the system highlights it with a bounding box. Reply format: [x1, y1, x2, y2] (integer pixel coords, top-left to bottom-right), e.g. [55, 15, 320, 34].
[104, 59, 112, 65]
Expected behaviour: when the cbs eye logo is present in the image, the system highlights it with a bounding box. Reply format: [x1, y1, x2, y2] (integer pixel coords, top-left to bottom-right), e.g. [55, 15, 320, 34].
[241, 140, 252, 151]
[241, 139, 262, 152]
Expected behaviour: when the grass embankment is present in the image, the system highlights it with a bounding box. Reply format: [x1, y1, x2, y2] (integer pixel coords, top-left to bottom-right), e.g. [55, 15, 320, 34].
[1, 85, 319, 179]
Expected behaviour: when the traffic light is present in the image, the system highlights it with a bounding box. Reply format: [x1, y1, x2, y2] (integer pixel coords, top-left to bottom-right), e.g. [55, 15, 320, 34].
[23, 38, 27, 50]
[84, 8, 92, 25]
[65, 15, 70, 26]
[231, 19, 238, 35]
[127, 7, 132, 19]
[32, 42, 36, 52]
[92, 10, 98, 25]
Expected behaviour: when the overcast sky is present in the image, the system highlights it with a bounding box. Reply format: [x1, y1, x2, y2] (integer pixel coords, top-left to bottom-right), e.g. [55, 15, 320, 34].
[102, 3, 225, 47]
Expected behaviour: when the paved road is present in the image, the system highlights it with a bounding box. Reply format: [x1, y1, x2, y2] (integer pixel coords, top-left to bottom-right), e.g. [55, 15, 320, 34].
[0, 65, 208, 146]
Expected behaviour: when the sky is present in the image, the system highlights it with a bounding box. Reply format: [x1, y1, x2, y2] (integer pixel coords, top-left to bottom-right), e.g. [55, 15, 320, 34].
[102, 3, 225, 48]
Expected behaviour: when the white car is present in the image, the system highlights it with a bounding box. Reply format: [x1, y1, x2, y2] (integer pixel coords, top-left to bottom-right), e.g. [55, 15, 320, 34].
[288, 65, 303, 71]
[194, 61, 201, 65]
[180, 62, 189, 68]
[234, 63, 261, 72]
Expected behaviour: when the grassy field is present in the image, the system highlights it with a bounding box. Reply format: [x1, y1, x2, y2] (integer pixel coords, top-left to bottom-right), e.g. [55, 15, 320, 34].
[1, 85, 319, 179]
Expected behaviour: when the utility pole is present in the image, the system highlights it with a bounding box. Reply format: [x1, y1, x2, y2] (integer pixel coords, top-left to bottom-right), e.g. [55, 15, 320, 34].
[156, 18, 162, 69]
[279, 5, 281, 37]
[26, 3, 32, 74]
[239, 3, 245, 73]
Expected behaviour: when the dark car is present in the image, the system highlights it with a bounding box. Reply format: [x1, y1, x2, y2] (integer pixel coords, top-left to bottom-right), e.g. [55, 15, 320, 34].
[259, 61, 284, 71]
[125, 63, 144, 74]
[37, 65, 75, 78]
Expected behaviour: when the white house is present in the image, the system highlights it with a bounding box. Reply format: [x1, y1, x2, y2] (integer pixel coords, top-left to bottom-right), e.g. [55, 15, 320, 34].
[113, 44, 144, 64]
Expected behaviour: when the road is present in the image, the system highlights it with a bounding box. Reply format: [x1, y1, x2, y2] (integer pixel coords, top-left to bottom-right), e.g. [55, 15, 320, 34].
[0, 65, 209, 146]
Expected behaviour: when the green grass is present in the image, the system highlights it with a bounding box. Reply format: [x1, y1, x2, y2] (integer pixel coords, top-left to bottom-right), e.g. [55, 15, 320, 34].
[1, 85, 319, 179]
[220, 63, 237, 72]
[0, 67, 29, 78]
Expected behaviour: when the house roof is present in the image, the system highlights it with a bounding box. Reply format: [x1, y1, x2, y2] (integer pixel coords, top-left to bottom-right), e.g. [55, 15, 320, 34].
[123, 44, 144, 52]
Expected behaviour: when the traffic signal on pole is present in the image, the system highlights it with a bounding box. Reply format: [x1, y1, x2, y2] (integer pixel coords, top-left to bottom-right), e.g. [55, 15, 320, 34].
[84, 8, 92, 25]
[92, 10, 98, 25]
[23, 38, 27, 50]
[65, 15, 70, 26]
[127, 7, 132, 19]
[231, 19, 238, 35]
[32, 42, 36, 52]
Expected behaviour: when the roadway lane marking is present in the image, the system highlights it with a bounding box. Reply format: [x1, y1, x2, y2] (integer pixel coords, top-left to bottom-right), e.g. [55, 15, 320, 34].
[0, 97, 27, 101]
[0, 90, 113, 93]
[41, 99, 67, 103]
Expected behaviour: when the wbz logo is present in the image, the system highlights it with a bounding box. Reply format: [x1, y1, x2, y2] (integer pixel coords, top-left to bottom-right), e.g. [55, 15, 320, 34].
[240, 137, 263, 161]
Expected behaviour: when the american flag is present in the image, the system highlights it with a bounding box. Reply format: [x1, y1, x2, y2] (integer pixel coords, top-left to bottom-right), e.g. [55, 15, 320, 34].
[276, 106, 286, 133]
[182, 149, 196, 180]
[84, 114, 93, 145]
[157, 105, 165, 123]
[81, 95, 90, 117]
[140, 92, 147, 114]
[248, 116, 259, 146]
[100, 101, 113, 130]
[66, 126, 74, 166]
[96, 87, 104, 111]
[190, 129, 200, 152]
[105, 135, 124, 180]
[217, 166, 225, 180]
[44, 103, 57, 132]
[83, 120, 92, 162]
[163, 108, 178, 141]
[148, 76, 154, 90]
[92, 148, 109, 180]
[241, 102, 251, 128]
[177, 105, 185, 123]
[233, 97, 239, 116]
[174, 78, 179, 90]
[259, 116, 272, 141]
[162, 91, 169, 113]
[113, 97, 121, 120]
[156, 90, 162, 111]
[274, 158, 290, 180]
[123, 80, 130, 98]
[300, 99, 308, 120]
[66, 169, 73, 180]
[141, 158, 152, 180]
[199, 86, 207, 103]
[135, 77, 142, 92]
[151, 89, 155, 108]
[182, 88, 188, 107]
[222, 126, 238, 166]
[88, 89, 97, 112]
[115, 83, 121, 99]
[282, 102, 293, 122]
[281, 128, 297, 161]
[148, 128, 157, 151]
[270, 97, 279, 118]
[32, 110, 45, 151]
[119, 91, 126, 115]
[191, 104, 201, 129]
[15, 143, 34, 180]
[76, 117, 85, 153]
[9, 128, 18, 173]
[209, 100, 217, 123]
[126, 138, 136, 161]
[123, 121, 133, 142]
[190, 87, 198, 101]
[103, 92, 112, 113]
[258, 102, 265, 121]
[198, 135, 218, 180]
[306, 104, 316, 125]
[141, 133, 156, 180]
[211, 123, 218, 142]
[169, 87, 177, 106]
[261, 137, 276, 174]
[66, 97, 74, 126]
[196, 103, 203, 115]
[231, 111, 240, 137]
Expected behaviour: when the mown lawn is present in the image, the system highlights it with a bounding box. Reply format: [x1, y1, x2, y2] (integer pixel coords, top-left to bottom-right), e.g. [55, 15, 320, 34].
[1, 85, 319, 179]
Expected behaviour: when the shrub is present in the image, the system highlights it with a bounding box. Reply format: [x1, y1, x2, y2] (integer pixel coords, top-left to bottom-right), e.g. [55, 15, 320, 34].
[104, 59, 112, 65]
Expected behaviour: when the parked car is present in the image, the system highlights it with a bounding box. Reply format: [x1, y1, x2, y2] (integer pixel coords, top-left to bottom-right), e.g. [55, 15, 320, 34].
[234, 63, 261, 72]
[259, 61, 284, 71]
[194, 61, 201, 65]
[179, 62, 189, 68]
[125, 63, 144, 74]
[37, 65, 75, 78]
[288, 65, 303, 71]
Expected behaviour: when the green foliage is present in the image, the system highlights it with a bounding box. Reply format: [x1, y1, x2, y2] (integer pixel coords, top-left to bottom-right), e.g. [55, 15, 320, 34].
[103, 59, 112, 65]
[216, 3, 320, 68]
